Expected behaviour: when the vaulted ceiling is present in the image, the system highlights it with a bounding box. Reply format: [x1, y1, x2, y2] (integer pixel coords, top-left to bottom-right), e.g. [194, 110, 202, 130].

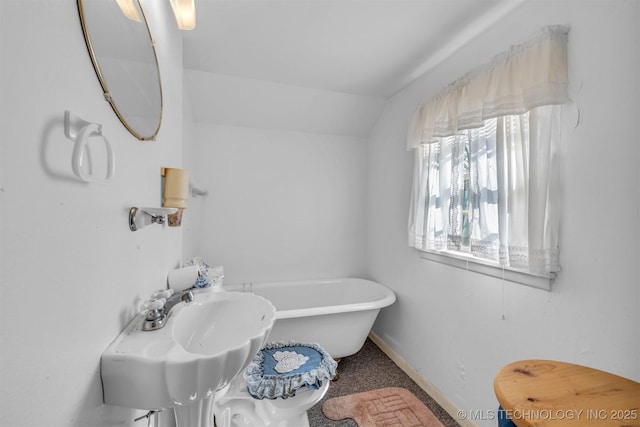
[181, 0, 523, 136]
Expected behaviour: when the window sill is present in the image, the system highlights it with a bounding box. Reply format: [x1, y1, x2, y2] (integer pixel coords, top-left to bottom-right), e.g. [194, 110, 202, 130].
[417, 250, 554, 291]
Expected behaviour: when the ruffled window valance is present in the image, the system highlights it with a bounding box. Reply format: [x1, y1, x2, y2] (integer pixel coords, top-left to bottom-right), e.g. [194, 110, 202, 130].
[407, 25, 570, 149]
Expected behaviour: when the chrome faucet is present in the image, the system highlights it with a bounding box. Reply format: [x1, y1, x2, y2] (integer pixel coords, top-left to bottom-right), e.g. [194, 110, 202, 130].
[142, 289, 195, 331]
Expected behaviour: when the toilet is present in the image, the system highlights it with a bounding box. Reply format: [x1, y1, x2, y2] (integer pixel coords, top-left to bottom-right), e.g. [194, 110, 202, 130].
[214, 341, 337, 427]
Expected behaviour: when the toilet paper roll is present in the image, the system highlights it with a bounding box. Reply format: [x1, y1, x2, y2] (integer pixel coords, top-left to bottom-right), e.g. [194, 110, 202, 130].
[167, 265, 200, 291]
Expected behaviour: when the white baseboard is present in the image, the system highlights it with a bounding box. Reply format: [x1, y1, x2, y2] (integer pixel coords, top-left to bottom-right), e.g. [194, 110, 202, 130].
[368, 331, 477, 427]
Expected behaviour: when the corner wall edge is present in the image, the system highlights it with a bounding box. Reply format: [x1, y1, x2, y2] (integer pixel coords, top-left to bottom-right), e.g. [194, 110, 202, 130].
[368, 331, 478, 427]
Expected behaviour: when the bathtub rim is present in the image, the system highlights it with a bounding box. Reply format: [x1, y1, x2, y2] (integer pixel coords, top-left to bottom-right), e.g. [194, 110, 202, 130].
[225, 277, 396, 320]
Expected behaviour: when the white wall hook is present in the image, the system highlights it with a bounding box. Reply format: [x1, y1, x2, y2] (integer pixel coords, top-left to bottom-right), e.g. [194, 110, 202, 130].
[64, 110, 115, 183]
[189, 182, 208, 197]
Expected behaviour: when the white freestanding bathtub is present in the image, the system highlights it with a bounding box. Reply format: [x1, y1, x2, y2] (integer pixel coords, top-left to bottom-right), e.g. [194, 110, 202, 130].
[225, 278, 396, 359]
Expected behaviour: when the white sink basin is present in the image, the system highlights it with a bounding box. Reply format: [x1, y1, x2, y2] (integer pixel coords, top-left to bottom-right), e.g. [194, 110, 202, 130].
[101, 290, 275, 413]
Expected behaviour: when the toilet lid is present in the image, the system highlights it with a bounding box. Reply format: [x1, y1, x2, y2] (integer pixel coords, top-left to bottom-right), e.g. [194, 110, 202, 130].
[244, 341, 337, 400]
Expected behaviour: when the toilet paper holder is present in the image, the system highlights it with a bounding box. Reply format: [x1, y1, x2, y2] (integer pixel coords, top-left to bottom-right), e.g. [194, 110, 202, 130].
[64, 110, 115, 183]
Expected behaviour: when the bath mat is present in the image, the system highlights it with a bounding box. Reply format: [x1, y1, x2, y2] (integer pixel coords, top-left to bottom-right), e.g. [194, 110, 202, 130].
[322, 387, 444, 427]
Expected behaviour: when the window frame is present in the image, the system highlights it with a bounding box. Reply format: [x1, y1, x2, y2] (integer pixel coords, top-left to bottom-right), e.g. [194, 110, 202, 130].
[418, 249, 554, 290]
[410, 112, 559, 291]
[406, 26, 569, 290]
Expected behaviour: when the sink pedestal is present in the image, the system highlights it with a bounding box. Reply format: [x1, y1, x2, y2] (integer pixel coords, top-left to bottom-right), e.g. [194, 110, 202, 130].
[173, 395, 216, 427]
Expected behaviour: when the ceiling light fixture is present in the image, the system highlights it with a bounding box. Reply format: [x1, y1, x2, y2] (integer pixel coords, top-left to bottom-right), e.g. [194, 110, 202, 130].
[115, 0, 142, 22]
[169, 0, 196, 30]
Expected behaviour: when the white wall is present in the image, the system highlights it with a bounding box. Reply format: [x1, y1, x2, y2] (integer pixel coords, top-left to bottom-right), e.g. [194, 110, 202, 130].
[0, 1, 184, 426]
[188, 123, 367, 284]
[183, 70, 373, 284]
[184, 70, 386, 138]
[366, 1, 640, 426]
[2, 1, 638, 427]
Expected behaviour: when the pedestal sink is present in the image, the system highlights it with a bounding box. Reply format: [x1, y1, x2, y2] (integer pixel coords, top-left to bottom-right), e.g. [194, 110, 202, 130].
[101, 290, 276, 427]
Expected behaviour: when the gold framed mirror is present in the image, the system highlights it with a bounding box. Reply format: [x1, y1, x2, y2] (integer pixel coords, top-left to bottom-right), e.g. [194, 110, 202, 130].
[77, 0, 163, 141]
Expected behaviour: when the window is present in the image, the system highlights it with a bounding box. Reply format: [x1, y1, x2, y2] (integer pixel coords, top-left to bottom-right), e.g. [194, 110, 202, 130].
[407, 26, 570, 288]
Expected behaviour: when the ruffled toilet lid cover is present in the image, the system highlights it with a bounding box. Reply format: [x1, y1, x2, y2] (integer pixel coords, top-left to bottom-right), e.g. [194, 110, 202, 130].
[243, 341, 338, 400]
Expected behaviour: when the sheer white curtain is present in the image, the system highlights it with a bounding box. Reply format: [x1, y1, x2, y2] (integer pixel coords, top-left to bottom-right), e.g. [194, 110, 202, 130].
[407, 26, 569, 277]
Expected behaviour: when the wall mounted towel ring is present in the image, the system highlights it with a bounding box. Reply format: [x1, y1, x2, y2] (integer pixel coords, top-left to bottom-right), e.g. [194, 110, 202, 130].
[64, 110, 115, 183]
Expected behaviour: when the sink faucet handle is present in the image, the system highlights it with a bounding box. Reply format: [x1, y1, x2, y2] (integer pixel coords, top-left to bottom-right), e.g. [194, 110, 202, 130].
[141, 298, 165, 312]
[141, 298, 168, 331]
[151, 289, 174, 299]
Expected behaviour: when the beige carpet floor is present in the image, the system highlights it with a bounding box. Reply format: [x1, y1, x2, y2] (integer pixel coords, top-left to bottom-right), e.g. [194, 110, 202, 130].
[307, 339, 459, 427]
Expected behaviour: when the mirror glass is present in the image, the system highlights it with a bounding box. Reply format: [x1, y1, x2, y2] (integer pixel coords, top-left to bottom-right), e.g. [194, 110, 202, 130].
[77, 0, 162, 140]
